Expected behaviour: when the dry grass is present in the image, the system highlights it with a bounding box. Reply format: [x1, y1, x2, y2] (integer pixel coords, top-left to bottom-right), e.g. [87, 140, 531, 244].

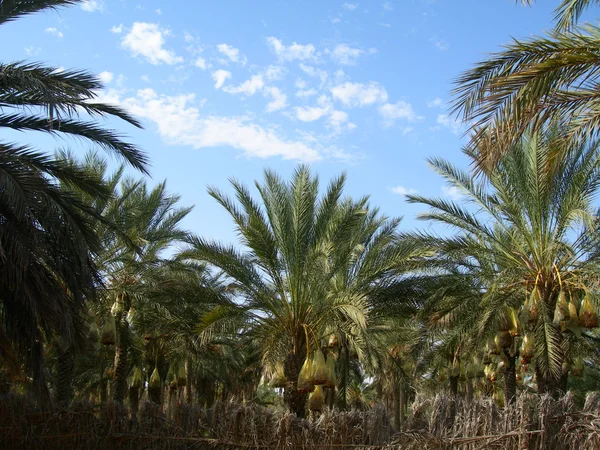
[2, 392, 600, 449]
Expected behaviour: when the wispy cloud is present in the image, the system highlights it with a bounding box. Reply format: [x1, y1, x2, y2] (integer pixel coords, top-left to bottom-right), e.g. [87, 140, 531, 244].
[330, 81, 388, 107]
[343, 3, 358, 11]
[98, 71, 114, 84]
[427, 97, 443, 108]
[121, 23, 183, 65]
[442, 185, 463, 201]
[378, 101, 421, 125]
[81, 0, 104, 12]
[217, 43, 247, 65]
[326, 44, 374, 65]
[103, 88, 322, 162]
[223, 75, 264, 96]
[435, 114, 464, 135]
[266, 37, 317, 62]
[194, 57, 208, 70]
[390, 186, 416, 196]
[45, 27, 63, 38]
[430, 36, 449, 51]
[264, 87, 287, 112]
[212, 70, 232, 89]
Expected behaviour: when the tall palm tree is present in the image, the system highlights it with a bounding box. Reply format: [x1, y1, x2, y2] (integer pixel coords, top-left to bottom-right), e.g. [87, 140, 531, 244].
[96, 176, 191, 404]
[184, 167, 393, 417]
[52, 152, 190, 406]
[453, 0, 600, 170]
[0, 0, 147, 405]
[406, 126, 600, 397]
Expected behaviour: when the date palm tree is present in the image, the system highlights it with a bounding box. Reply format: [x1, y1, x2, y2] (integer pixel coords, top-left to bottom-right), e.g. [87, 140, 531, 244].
[94, 173, 191, 404]
[453, 0, 600, 170]
[406, 126, 600, 397]
[184, 166, 400, 417]
[0, 0, 147, 405]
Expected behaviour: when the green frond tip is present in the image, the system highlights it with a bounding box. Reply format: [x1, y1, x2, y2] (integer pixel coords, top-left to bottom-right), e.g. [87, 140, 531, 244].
[555, 0, 600, 32]
[0, 0, 81, 25]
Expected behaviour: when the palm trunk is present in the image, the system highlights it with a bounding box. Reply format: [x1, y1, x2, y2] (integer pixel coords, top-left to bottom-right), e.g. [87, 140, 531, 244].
[55, 345, 74, 408]
[340, 344, 349, 410]
[148, 385, 161, 405]
[397, 377, 406, 429]
[535, 364, 568, 398]
[393, 377, 401, 429]
[449, 375, 459, 396]
[112, 293, 131, 403]
[466, 379, 474, 402]
[503, 351, 517, 405]
[32, 341, 52, 409]
[129, 385, 140, 416]
[534, 291, 568, 398]
[185, 359, 193, 403]
[283, 351, 307, 418]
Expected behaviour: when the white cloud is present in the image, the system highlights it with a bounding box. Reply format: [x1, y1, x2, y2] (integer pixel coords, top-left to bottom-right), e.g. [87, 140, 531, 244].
[264, 65, 285, 81]
[25, 46, 41, 56]
[436, 114, 464, 135]
[111, 24, 123, 34]
[427, 97, 443, 108]
[296, 88, 318, 98]
[264, 87, 287, 112]
[390, 186, 416, 196]
[382, 1, 393, 11]
[378, 101, 421, 125]
[108, 88, 321, 162]
[212, 70, 232, 89]
[223, 74, 264, 96]
[45, 27, 63, 38]
[266, 37, 317, 62]
[431, 37, 449, 51]
[217, 43, 246, 65]
[98, 71, 114, 84]
[155, 8, 162, 14]
[332, 17, 342, 24]
[330, 82, 388, 107]
[327, 44, 364, 65]
[299, 64, 328, 85]
[295, 105, 329, 122]
[293, 95, 349, 130]
[328, 110, 349, 128]
[141, 75, 150, 82]
[121, 22, 183, 65]
[194, 57, 207, 70]
[81, 0, 104, 12]
[343, 3, 358, 11]
[442, 186, 462, 201]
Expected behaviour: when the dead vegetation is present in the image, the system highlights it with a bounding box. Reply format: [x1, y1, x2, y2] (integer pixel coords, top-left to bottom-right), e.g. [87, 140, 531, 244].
[2, 392, 600, 449]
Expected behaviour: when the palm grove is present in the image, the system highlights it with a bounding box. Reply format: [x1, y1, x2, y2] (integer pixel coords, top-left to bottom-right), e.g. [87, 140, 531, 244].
[2, 0, 600, 425]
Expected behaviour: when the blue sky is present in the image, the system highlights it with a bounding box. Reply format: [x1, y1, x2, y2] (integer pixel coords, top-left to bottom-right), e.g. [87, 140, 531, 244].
[2, 0, 565, 243]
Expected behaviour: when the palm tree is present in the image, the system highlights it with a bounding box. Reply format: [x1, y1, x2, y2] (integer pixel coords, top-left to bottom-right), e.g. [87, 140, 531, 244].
[184, 166, 402, 417]
[51, 152, 191, 406]
[453, 0, 600, 170]
[133, 259, 234, 407]
[93, 174, 191, 404]
[406, 126, 600, 398]
[0, 0, 147, 405]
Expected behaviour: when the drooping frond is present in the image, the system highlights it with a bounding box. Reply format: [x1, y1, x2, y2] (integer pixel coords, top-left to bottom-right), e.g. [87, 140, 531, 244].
[0, 0, 81, 25]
